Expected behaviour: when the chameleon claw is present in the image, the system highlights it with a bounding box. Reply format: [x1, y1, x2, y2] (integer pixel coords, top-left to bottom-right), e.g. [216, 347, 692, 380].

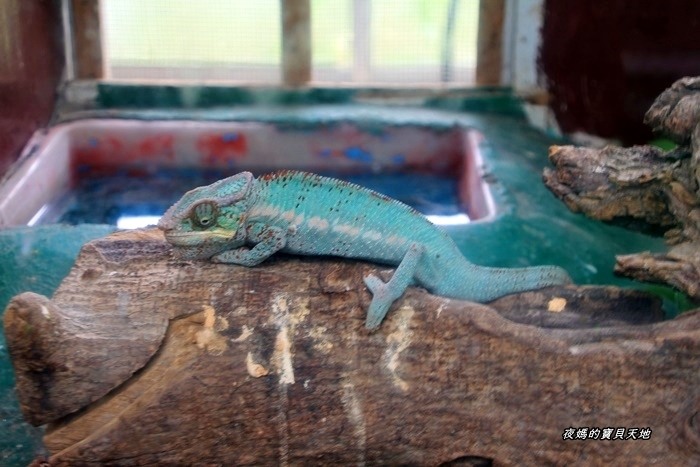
[364, 274, 399, 330]
[363, 274, 393, 329]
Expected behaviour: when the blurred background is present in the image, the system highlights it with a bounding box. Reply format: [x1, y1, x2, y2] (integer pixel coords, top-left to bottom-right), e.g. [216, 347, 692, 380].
[2, 0, 699, 177]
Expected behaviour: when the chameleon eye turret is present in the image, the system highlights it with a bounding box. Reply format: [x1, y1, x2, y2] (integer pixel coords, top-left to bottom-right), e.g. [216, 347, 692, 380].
[191, 201, 218, 229]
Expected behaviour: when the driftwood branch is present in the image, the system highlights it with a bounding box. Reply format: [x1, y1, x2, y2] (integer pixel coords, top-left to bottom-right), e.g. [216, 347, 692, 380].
[4, 229, 700, 465]
[544, 76, 700, 300]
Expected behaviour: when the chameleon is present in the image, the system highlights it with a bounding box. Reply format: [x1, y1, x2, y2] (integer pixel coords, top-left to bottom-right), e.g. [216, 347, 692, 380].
[158, 170, 571, 329]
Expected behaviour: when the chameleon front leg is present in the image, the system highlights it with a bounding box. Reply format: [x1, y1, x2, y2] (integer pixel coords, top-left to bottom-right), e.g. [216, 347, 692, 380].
[363, 243, 425, 330]
[212, 223, 287, 267]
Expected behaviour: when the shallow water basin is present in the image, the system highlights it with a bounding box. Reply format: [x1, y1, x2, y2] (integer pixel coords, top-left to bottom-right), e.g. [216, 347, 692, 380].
[0, 119, 494, 228]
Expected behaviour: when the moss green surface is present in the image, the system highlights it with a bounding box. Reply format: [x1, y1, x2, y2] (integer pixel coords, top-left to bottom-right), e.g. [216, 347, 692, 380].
[95, 83, 524, 116]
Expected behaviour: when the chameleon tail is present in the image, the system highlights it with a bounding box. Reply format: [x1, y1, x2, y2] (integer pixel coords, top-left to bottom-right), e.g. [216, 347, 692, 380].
[476, 265, 571, 301]
[441, 263, 572, 303]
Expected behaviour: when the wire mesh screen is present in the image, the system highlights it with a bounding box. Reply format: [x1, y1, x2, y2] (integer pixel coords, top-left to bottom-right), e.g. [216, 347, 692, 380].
[101, 0, 281, 83]
[311, 0, 354, 82]
[371, 0, 478, 84]
[101, 0, 478, 85]
[312, 0, 478, 84]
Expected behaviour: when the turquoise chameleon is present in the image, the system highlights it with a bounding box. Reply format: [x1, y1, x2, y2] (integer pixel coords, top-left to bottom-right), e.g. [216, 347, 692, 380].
[158, 171, 571, 329]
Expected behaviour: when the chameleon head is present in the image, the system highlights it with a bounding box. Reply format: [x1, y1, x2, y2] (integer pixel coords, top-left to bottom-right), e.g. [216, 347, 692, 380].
[157, 172, 256, 260]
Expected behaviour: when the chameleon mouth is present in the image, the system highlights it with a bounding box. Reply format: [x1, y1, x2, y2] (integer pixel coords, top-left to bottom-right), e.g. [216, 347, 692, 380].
[163, 229, 236, 247]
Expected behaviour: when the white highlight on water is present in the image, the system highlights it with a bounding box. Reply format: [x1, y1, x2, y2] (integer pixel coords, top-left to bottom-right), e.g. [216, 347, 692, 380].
[426, 213, 471, 225]
[116, 215, 162, 229]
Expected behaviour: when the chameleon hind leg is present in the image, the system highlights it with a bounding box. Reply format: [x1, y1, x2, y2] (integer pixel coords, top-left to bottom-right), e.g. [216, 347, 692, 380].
[363, 243, 425, 330]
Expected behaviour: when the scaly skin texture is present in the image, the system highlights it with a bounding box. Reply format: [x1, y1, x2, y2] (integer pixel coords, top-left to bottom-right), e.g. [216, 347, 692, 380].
[158, 171, 571, 329]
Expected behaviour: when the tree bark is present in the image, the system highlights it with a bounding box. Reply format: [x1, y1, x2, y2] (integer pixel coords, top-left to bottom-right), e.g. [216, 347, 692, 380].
[644, 76, 700, 145]
[4, 229, 699, 465]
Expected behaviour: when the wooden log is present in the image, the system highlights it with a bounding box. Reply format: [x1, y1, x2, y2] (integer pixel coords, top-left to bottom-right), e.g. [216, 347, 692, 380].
[4, 229, 700, 465]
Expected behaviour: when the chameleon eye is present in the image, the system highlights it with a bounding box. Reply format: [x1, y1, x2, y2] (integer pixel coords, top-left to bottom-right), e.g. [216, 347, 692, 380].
[191, 201, 219, 228]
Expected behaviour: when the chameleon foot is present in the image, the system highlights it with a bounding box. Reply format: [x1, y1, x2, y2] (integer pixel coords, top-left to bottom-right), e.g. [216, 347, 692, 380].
[363, 274, 395, 330]
[362, 244, 425, 329]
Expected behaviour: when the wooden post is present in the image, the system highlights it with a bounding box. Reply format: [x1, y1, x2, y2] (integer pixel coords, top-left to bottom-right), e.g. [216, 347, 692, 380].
[281, 0, 311, 87]
[476, 0, 504, 86]
[71, 0, 103, 79]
